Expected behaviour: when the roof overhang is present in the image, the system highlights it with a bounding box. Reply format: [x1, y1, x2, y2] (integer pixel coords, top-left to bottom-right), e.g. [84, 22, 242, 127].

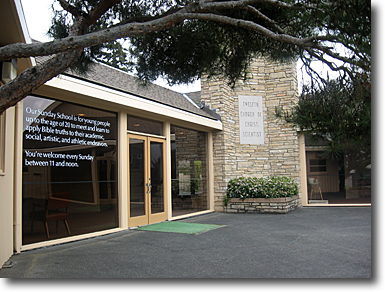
[33, 74, 223, 132]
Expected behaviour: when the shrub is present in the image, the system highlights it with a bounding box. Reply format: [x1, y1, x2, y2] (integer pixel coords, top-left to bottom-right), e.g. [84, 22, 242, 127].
[224, 176, 298, 205]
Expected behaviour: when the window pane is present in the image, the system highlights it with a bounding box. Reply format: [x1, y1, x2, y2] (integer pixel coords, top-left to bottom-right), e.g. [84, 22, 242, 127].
[22, 95, 118, 245]
[129, 138, 145, 217]
[310, 159, 327, 166]
[310, 166, 327, 172]
[127, 115, 162, 136]
[171, 126, 207, 217]
[150, 141, 164, 214]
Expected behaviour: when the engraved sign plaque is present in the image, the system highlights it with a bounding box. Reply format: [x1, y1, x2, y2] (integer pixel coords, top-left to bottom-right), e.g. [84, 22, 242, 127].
[238, 95, 265, 145]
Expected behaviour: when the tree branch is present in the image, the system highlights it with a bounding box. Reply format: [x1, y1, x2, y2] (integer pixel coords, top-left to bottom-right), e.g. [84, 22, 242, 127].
[57, 0, 83, 18]
[0, 5, 88, 113]
[182, 12, 328, 50]
[0, 50, 82, 113]
[86, 0, 121, 26]
[199, 0, 328, 11]
[0, 10, 327, 62]
[303, 47, 354, 80]
[0, 0, 369, 115]
[0, 0, 329, 62]
[0, 0, 360, 79]
[244, 5, 285, 34]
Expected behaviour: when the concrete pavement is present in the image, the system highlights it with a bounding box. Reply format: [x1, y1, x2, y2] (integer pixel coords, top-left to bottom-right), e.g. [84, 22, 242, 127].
[0, 207, 371, 278]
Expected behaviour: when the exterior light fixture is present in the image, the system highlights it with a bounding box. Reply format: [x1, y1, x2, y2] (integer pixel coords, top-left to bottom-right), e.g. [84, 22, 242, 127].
[0, 59, 17, 84]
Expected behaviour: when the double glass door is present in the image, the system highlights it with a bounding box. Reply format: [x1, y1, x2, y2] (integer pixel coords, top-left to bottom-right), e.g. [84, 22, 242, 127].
[128, 134, 167, 227]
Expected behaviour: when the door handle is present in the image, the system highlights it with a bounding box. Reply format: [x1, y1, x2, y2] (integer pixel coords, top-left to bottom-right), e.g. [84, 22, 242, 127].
[146, 183, 152, 194]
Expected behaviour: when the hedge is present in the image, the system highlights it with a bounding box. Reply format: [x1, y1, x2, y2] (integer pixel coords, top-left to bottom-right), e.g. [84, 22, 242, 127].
[224, 176, 298, 205]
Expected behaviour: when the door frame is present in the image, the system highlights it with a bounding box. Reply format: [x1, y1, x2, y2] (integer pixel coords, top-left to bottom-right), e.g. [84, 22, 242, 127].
[127, 133, 167, 227]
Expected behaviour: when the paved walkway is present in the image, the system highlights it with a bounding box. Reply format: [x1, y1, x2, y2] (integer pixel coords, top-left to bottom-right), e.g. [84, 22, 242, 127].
[0, 207, 371, 278]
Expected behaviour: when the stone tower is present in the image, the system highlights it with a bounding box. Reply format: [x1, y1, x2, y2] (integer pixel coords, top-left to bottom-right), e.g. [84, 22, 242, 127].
[200, 58, 302, 211]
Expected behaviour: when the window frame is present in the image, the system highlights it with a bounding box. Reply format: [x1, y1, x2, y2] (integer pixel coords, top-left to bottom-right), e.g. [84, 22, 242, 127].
[309, 158, 327, 173]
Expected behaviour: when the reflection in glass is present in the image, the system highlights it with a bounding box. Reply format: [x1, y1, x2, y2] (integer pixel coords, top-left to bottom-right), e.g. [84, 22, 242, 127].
[129, 139, 145, 217]
[306, 149, 371, 204]
[127, 115, 163, 136]
[22, 95, 118, 245]
[150, 141, 164, 214]
[171, 126, 208, 217]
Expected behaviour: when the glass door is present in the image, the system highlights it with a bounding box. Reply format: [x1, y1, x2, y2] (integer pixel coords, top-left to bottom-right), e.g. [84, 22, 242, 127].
[128, 134, 167, 227]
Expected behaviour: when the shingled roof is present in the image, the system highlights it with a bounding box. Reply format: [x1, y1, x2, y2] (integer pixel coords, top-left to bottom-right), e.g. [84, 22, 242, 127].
[35, 54, 216, 119]
[49, 60, 217, 120]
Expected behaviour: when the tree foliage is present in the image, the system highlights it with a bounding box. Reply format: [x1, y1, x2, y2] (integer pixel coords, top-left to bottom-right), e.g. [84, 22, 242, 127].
[128, 4, 300, 86]
[276, 75, 371, 172]
[0, 0, 371, 113]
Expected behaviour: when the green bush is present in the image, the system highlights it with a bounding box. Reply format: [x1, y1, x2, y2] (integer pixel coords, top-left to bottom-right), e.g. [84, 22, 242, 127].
[224, 176, 298, 205]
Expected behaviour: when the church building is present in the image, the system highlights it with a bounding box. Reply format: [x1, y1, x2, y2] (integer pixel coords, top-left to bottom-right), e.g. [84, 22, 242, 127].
[0, 0, 370, 268]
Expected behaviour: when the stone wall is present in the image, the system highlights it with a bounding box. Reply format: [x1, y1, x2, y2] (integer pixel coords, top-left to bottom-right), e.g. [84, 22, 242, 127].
[201, 58, 301, 212]
[224, 196, 300, 214]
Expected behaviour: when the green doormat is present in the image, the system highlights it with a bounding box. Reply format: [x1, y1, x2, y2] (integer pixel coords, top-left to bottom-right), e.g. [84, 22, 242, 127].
[136, 221, 225, 235]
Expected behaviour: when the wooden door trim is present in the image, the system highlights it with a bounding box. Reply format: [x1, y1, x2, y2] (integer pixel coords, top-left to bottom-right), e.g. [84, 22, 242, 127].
[127, 134, 167, 227]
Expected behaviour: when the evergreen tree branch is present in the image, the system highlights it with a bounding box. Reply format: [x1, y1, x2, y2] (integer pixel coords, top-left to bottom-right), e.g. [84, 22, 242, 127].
[0, 0, 359, 69]
[0, 50, 82, 113]
[0, 0, 371, 115]
[57, 0, 83, 18]
[244, 5, 285, 34]
[86, 0, 121, 26]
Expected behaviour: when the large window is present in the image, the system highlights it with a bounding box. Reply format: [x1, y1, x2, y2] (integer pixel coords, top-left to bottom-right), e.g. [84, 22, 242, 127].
[22, 96, 118, 245]
[171, 125, 208, 217]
